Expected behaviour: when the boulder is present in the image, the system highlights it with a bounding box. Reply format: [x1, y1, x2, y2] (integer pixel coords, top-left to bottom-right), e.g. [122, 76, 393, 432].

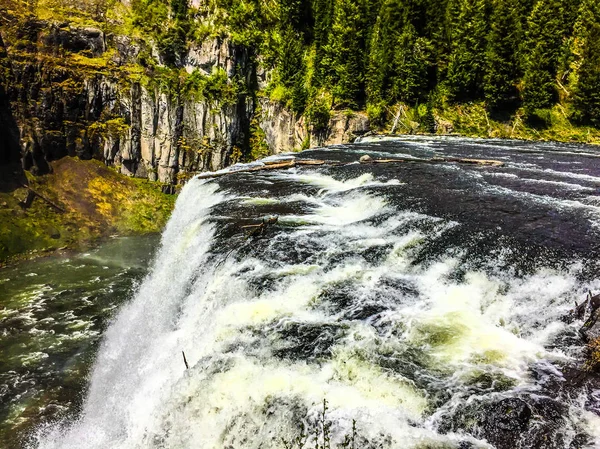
[580, 308, 600, 342]
[42, 25, 106, 56]
[565, 291, 600, 342]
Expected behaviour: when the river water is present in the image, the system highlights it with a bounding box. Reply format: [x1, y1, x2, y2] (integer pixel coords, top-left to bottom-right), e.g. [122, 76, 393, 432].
[4, 136, 600, 448]
[0, 235, 158, 448]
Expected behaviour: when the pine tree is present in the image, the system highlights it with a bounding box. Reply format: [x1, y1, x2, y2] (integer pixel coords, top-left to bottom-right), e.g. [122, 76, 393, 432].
[446, 0, 488, 101]
[326, 0, 367, 108]
[366, 0, 432, 106]
[313, 0, 335, 86]
[389, 22, 431, 104]
[366, 12, 386, 112]
[279, 0, 313, 38]
[521, 0, 569, 115]
[572, 0, 600, 127]
[484, 0, 523, 112]
[277, 24, 308, 113]
[424, 0, 450, 69]
[362, 0, 384, 71]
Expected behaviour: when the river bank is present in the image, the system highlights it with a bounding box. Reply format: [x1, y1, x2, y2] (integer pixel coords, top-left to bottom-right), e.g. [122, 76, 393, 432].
[0, 157, 175, 267]
[373, 102, 600, 146]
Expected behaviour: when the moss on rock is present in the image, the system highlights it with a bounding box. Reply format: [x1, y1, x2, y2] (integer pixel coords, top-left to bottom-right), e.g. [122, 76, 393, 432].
[0, 157, 175, 265]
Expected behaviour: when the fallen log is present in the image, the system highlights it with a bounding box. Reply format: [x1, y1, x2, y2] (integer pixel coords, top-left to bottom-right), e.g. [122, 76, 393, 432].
[20, 184, 66, 212]
[433, 157, 505, 167]
[360, 156, 504, 167]
[296, 159, 327, 166]
[241, 216, 279, 229]
[244, 215, 279, 239]
[196, 159, 328, 179]
[196, 154, 503, 180]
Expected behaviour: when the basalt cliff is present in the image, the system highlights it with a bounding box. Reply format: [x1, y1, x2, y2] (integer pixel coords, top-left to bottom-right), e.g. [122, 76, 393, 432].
[0, 17, 368, 190]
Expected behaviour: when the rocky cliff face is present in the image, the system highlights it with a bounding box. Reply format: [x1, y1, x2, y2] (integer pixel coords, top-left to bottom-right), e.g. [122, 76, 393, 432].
[259, 99, 370, 153]
[0, 20, 369, 188]
[2, 21, 254, 187]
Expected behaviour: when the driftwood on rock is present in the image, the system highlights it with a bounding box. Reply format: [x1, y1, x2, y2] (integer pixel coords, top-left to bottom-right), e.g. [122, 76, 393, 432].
[243, 216, 279, 239]
[196, 159, 326, 179]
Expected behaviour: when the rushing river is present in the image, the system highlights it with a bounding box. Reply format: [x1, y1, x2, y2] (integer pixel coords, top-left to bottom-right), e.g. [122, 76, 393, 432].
[5, 136, 600, 448]
[0, 235, 158, 448]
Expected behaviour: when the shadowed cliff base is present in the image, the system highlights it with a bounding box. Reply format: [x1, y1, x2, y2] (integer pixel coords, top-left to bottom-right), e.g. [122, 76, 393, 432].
[0, 32, 26, 192]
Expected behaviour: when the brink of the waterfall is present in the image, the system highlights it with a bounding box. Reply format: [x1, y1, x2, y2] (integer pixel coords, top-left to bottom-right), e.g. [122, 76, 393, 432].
[24, 137, 600, 449]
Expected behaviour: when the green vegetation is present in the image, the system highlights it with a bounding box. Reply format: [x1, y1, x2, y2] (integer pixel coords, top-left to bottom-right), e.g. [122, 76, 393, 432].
[586, 337, 600, 371]
[572, 0, 600, 128]
[3, 0, 600, 145]
[484, 0, 523, 112]
[0, 157, 175, 265]
[184, 0, 599, 143]
[390, 102, 600, 143]
[248, 104, 270, 161]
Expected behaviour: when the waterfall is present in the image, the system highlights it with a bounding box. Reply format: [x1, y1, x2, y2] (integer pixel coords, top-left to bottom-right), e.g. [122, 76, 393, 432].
[32, 137, 600, 449]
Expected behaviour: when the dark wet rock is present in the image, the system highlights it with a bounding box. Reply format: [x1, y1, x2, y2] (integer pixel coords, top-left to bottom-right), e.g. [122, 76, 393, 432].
[42, 25, 106, 56]
[438, 395, 569, 449]
[580, 308, 600, 342]
[317, 282, 379, 319]
[565, 291, 600, 323]
[358, 244, 394, 265]
[253, 321, 347, 361]
[561, 291, 600, 342]
[564, 291, 600, 342]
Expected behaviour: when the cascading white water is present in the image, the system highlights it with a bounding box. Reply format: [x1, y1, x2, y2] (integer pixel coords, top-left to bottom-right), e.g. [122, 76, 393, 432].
[32, 139, 600, 449]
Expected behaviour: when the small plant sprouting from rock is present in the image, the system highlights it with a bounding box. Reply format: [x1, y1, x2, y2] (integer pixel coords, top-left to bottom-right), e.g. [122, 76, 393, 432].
[281, 399, 358, 449]
[316, 398, 332, 449]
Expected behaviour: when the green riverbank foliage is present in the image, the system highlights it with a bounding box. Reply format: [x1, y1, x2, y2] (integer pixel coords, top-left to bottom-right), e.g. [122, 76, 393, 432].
[0, 158, 175, 265]
[217, 0, 600, 141]
[177, 0, 598, 141]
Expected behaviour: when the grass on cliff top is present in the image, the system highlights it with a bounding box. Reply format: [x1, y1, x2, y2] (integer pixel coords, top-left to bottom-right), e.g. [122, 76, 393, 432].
[0, 157, 175, 265]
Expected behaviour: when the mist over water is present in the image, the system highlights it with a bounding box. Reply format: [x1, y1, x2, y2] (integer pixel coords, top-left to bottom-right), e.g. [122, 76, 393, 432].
[28, 137, 600, 448]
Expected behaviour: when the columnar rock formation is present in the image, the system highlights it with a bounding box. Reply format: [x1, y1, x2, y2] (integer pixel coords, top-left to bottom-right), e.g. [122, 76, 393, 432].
[0, 21, 369, 188]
